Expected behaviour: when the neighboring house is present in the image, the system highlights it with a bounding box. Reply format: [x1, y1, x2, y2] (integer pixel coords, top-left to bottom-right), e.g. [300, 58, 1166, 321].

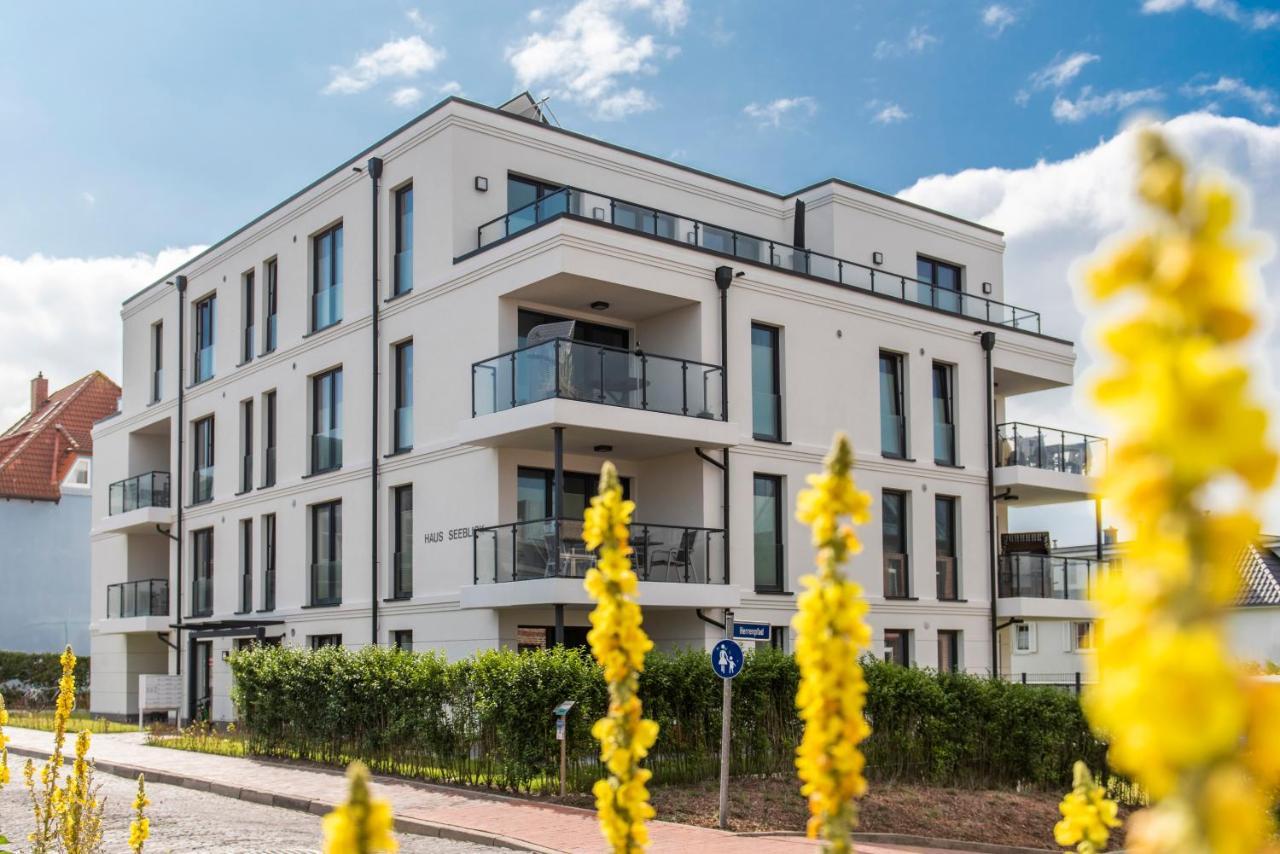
[91, 93, 1093, 722]
[0, 371, 121, 653]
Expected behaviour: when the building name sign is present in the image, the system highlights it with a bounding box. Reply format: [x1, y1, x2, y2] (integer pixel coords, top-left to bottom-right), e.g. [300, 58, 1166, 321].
[423, 526, 477, 545]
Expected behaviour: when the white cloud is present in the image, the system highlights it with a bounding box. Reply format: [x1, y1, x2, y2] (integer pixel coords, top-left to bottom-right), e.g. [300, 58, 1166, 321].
[1030, 52, 1100, 90]
[405, 8, 429, 30]
[0, 247, 206, 427]
[874, 25, 940, 59]
[1183, 75, 1278, 117]
[507, 0, 687, 120]
[982, 4, 1018, 34]
[438, 80, 463, 96]
[323, 36, 444, 95]
[743, 96, 817, 128]
[1141, 0, 1280, 30]
[869, 101, 910, 124]
[898, 112, 1280, 540]
[80, 192, 95, 206]
[389, 86, 423, 108]
[1051, 85, 1163, 122]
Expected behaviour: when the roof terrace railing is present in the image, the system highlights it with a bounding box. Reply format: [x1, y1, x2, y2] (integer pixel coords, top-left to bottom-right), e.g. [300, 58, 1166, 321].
[996, 422, 1108, 476]
[473, 185, 1041, 333]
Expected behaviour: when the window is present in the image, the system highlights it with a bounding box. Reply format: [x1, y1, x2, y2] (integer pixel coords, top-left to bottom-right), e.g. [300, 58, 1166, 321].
[879, 352, 906, 458]
[262, 513, 276, 611]
[194, 295, 216, 383]
[884, 629, 911, 666]
[263, 258, 278, 353]
[753, 474, 784, 592]
[937, 630, 960, 674]
[932, 362, 955, 465]
[935, 496, 958, 600]
[516, 467, 632, 521]
[392, 484, 413, 599]
[769, 627, 788, 653]
[239, 399, 253, 493]
[751, 324, 782, 441]
[150, 321, 163, 403]
[1014, 623, 1036, 653]
[917, 256, 962, 312]
[238, 519, 252, 613]
[310, 501, 342, 606]
[393, 340, 413, 452]
[309, 634, 342, 649]
[262, 391, 276, 488]
[192, 416, 214, 504]
[1072, 621, 1095, 651]
[311, 223, 343, 331]
[883, 490, 910, 598]
[612, 201, 676, 238]
[241, 270, 255, 363]
[507, 175, 567, 234]
[192, 528, 213, 617]
[63, 457, 90, 487]
[311, 368, 343, 474]
[394, 184, 413, 295]
[392, 629, 413, 651]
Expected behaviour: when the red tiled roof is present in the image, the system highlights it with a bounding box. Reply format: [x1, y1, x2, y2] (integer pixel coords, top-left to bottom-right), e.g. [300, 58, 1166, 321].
[0, 371, 121, 501]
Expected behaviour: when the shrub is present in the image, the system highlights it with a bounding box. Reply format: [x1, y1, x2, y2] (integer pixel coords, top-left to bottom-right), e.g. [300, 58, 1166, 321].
[0, 650, 91, 707]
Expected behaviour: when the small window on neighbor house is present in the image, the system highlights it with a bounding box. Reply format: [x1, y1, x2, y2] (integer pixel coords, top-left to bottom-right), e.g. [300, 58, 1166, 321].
[937, 630, 960, 674]
[1072, 621, 1095, 651]
[392, 629, 413, 651]
[63, 458, 90, 486]
[1015, 623, 1035, 653]
[309, 634, 342, 649]
[884, 629, 911, 666]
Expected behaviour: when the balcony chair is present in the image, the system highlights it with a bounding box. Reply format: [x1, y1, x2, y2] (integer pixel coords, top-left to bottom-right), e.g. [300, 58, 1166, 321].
[525, 320, 576, 400]
[647, 529, 699, 582]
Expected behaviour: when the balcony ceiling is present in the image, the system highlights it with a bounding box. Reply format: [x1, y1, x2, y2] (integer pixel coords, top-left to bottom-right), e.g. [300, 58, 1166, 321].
[506, 272, 694, 322]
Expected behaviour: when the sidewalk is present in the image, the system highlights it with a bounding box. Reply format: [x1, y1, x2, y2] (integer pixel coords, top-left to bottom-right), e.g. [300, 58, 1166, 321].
[4, 726, 966, 853]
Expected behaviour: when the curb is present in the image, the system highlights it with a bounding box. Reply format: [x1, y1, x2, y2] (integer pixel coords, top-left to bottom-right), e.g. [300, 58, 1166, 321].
[853, 832, 1052, 853]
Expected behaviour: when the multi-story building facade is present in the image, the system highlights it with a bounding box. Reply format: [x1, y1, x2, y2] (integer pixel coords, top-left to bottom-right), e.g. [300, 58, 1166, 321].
[90, 94, 1093, 721]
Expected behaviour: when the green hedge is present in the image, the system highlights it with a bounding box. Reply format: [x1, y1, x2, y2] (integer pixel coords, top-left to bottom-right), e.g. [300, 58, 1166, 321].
[0, 649, 90, 706]
[229, 645, 1103, 795]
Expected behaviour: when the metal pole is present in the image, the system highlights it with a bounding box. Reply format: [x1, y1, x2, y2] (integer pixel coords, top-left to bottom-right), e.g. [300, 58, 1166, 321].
[718, 609, 733, 830]
[560, 722, 568, 796]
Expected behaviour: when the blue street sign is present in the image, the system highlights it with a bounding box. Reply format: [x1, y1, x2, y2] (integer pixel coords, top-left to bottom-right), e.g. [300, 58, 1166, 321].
[711, 639, 744, 679]
[731, 622, 771, 643]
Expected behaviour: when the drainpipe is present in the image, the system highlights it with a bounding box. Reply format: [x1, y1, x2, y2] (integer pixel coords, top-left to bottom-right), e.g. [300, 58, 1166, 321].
[175, 275, 187, 720]
[368, 156, 383, 648]
[979, 330, 998, 678]
[714, 266, 733, 586]
[553, 426, 565, 644]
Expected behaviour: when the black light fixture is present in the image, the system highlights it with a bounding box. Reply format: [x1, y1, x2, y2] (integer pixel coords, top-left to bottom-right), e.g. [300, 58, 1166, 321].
[474, 176, 488, 192]
[593, 444, 613, 453]
[590, 300, 610, 311]
[872, 251, 884, 265]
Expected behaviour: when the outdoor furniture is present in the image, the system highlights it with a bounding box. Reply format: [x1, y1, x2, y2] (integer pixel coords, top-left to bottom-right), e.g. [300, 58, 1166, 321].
[647, 529, 699, 582]
[525, 320, 576, 400]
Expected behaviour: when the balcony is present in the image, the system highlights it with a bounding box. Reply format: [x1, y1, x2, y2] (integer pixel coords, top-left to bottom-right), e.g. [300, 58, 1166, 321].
[469, 185, 1042, 334]
[993, 422, 1106, 505]
[997, 553, 1104, 619]
[464, 518, 736, 610]
[98, 578, 170, 635]
[98, 472, 172, 534]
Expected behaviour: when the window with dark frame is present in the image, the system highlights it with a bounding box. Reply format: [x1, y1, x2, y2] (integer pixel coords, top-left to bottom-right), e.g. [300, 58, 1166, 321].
[151, 321, 163, 403]
[394, 340, 413, 452]
[192, 416, 214, 504]
[506, 175, 568, 235]
[311, 368, 343, 474]
[310, 501, 342, 606]
[882, 489, 910, 598]
[311, 224, 343, 332]
[262, 391, 277, 487]
[884, 629, 911, 666]
[238, 518, 252, 613]
[191, 527, 213, 617]
[751, 323, 782, 441]
[394, 184, 413, 295]
[879, 351, 906, 458]
[309, 634, 342, 649]
[753, 474, 784, 592]
[937, 630, 960, 674]
[263, 258, 278, 353]
[932, 362, 956, 465]
[262, 513, 276, 611]
[935, 495, 958, 601]
[239, 399, 253, 493]
[194, 295, 216, 383]
[392, 484, 413, 599]
[241, 270, 255, 363]
[917, 256, 963, 312]
[392, 629, 414, 651]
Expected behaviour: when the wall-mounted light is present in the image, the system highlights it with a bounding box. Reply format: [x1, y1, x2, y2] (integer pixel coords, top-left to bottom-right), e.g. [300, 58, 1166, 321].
[982, 281, 993, 294]
[592, 207, 606, 220]
[474, 176, 488, 192]
[593, 444, 613, 453]
[590, 300, 610, 311]
[872, 251, 884, 265]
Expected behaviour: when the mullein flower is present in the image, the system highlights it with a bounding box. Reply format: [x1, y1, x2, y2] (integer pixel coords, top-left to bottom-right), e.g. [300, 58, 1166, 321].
[1081, 129, 1280, 850]
[583, 461, 658, 853]
[1054, 761, 1120, 853]
[322, 761, 398, 854]
[128, 774, 150, 854]
[792, 434, 874, 853]
[0, 694, 9, 788]
[26, 646, 76, 853]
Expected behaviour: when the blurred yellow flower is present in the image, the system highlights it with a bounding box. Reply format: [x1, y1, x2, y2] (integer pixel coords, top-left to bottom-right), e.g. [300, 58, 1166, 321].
[322, 761, 398, 854]
[1054, 761, 1120, 853]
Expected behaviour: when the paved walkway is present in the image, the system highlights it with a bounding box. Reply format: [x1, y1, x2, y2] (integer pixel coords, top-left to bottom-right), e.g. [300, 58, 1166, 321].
[4, 727, 970, 853]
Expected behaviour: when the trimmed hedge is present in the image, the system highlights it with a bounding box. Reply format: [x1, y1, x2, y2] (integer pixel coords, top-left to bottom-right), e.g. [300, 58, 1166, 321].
[0, 649, 90, 706]
[229, 645, 1104, 795]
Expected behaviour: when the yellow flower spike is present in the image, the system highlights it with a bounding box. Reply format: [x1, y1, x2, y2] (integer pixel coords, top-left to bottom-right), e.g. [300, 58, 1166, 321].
[129, 773, 151, 854]
[322, 761, 398, 854]
[583, 461, 659, 853]
[1079, 129, 1279, 850]
[1053, 761, 1120, 853]
[791, 433, 874, 854]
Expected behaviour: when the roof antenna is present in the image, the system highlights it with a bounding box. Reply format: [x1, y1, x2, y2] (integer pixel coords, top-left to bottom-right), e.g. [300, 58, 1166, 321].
[535, 96, 562, 127]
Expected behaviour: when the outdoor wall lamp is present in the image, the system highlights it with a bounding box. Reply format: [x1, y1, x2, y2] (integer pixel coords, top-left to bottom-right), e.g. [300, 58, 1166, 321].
[474, 176, 488, 192]
[872, 251, 884, 265]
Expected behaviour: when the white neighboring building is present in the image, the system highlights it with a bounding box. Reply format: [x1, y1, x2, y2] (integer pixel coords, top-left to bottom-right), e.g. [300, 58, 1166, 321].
[89, 94, 1092, 721]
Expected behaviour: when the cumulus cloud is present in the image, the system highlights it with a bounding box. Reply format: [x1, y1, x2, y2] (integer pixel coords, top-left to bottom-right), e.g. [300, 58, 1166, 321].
[323, 36, 444, 95]
[898, 112, 1280, 540]
[1141, 0, 1280, 30]
[982, 4, 1018, 34]
[743, 96, 817, 128]
[389, 86, 423, 108]
[1051, 85, 1163, 122]
[1030, 52, 1100, 90]
[438, 80, 463, 96]
[874, 25, 940, 59]
[0, 247, 206, 427]
[506, 0, 688, 120]
[1182, 75, 1278, 117]
[868, 101, 910, 124]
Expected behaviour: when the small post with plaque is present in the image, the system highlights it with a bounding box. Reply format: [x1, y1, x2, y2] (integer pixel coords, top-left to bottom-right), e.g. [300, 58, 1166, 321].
[554, 700, 575, 796]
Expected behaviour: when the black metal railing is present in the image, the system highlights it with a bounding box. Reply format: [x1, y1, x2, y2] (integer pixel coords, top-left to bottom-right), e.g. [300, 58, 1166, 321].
[998, 553, 1102, 600]
[473, 185, 1042, 332]
[996, 422, 1107, 476]
[106, 578, 169, 618]
[472, 338, 724, 420]
[108, 471, 171, 515]
[473, 518, 725, 584]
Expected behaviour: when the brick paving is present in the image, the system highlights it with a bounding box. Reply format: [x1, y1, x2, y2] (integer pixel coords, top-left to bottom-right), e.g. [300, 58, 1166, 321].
[3, 727, 979, 853]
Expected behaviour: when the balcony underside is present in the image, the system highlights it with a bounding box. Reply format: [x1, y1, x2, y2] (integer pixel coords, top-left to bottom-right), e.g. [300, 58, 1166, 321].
[996, 597, 1096, 620]
[460, 577, 741, 610]
[994, 466, 1096, 506]
[92, 615, 171, 636]
[95, 506, 173, 536]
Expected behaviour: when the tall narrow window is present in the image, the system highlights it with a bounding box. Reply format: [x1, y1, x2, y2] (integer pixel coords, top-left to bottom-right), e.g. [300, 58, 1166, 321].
[239, 399, 253, 493]
[879, 351, 906, 458]
[312, 224, 343, 331]
[262, 513, 276, 611]
[311, 368, 343, 474]
[751, 324, 782, 441]
[392, 484, 413, 599]
[394, 184, 413, 295]
[241, 270, 255, 363]
[753, 474, 784, 592]
[238, 518, 253, 613]
[192, 416, 214, 504]
[262, 391, 277, 488]
[192, 527, 213, 617]
[937, 630, 960, 674]
[394, 340, 413, 452]
[882, 489, 910, 598]
[194, 295, 216, 383]
[917, 256, 962, 312]
[932, 362, 955, 465]
[884, 629, 911, 666]
[311, 501, 342, 606]
[935, 495, 958, 600]
[263, 258, 278, 353]
[151, 321, 163, 403]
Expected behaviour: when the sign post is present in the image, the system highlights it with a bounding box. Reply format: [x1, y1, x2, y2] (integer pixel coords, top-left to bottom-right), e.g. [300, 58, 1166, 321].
[711, 612, 743, 830]
[554, 700, 575, 796]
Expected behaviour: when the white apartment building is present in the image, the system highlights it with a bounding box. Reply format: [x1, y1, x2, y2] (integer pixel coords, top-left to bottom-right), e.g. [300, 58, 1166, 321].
[89, 94, 1095, 722]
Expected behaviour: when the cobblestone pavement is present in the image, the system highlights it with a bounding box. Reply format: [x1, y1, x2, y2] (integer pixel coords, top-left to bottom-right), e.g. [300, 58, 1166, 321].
[0, 766, 503, 853]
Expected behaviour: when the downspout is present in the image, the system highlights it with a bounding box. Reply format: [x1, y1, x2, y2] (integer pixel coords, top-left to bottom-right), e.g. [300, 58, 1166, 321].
[368, 156, 383, 648]
[979, 330, 998, 678]
[175, 274, 188, 719]
[714, 266, 734, 587]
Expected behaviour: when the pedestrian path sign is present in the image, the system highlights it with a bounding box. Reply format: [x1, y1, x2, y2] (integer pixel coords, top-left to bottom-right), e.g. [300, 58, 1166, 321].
[711, 639, 743, 679]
